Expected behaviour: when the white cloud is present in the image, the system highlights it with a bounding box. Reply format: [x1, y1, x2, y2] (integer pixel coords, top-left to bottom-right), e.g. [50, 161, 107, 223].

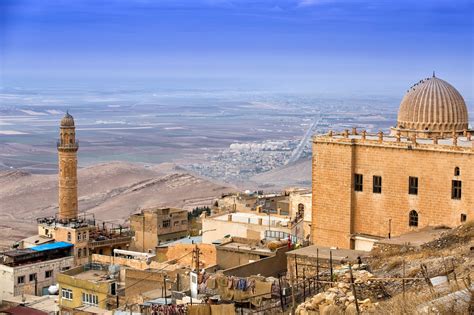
[297, 0, 335, 7]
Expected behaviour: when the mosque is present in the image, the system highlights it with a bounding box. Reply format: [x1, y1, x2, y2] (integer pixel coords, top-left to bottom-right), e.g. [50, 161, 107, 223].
[311, 74, 473, 249]
[29, 112, 131, 265]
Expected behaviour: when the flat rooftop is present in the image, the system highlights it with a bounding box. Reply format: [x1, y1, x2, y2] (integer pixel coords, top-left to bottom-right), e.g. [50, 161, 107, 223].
[73, 269, 108, 281]
[63, 263, 116, 283]
[288, 245, 368, 263]
[212, 212, 290, 225]
[377, 226, 450, 247]
[20, 235, 54, 247]
[218, 241, 273, 255]
[157, 236, 202, 248]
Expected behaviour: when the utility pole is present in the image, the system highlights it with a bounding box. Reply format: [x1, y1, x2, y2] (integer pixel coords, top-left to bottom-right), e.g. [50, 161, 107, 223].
[164, 275, 167, 305]
[290, 267, 296, 315]
[194, 244, 200, 275]
[268, 210, 271, 232]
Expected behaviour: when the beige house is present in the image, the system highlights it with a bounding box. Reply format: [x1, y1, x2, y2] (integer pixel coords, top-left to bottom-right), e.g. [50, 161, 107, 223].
[201, 212, 291, 244]
[0, 242, 74, 300]
[130, 207, 189, 252]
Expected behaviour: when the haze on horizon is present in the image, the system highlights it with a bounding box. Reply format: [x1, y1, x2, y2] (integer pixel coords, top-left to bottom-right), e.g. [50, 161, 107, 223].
[0, 0, 473, 100]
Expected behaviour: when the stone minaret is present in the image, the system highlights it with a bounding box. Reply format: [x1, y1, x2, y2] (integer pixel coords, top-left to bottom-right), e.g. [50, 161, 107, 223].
[57, 112, 79, 221]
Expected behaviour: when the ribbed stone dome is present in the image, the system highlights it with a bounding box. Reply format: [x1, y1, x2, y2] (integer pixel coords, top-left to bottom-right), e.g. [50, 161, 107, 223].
[395, 74, 468, 136]
[60, 112, 75, 127]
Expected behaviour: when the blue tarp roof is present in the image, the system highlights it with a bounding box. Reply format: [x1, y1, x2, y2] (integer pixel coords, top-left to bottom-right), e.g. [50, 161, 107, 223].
[30, 241, 73, 252]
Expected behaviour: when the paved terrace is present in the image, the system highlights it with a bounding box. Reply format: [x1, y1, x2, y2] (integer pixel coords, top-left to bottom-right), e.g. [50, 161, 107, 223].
[213, 212, 290, 226]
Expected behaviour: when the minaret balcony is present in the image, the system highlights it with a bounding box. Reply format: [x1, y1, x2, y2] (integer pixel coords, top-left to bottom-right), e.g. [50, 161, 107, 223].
[57, 140, 79, 150]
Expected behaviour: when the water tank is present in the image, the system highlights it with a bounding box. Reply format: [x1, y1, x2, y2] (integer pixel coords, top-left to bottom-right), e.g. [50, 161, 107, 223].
[48, 284, 59, 295]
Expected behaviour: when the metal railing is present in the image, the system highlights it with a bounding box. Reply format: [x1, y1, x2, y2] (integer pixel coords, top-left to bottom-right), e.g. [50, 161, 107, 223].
[88, 236, 131, 248]
[265, 230, 301, 244]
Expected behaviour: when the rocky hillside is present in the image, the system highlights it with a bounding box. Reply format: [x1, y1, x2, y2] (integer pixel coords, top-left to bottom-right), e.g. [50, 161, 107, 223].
[0, 162, 235, 248]
[295, 222, 474, 314]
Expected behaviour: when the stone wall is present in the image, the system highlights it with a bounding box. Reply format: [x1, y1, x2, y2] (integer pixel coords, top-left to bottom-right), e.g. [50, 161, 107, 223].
[156, 243, 216, 268]
[312, 136, 474, 249]
[222, 246, 289, 277]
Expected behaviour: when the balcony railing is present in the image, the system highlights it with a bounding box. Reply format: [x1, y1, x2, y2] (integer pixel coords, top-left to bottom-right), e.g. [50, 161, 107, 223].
[57, 140, 79, 149]
[265, 230, 301, 244]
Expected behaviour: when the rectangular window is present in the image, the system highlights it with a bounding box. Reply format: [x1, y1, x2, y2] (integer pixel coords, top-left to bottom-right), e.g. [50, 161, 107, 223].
[77, 233, 81, 241]
[162, 219, 171, 228]
[174, 221, 179, 226]
[461, 214, 467, 222]
[181, 220, 187, 225]
[110, 283, 117, 295]
[61, 288, 73, 300]
[409, 177, 418, 195]
[17, 276, 25, 284]
[45, 270, 53, 278]
[354, 174, 363, 192]
[82, 292, 99, 306]
[29, 273, 36, 282]
[373, 176, 382, 194]
[452, 180, 462, 199]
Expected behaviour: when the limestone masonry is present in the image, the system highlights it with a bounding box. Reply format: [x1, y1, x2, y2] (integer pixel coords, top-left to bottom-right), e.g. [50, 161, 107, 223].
[312, 75, 473, 249]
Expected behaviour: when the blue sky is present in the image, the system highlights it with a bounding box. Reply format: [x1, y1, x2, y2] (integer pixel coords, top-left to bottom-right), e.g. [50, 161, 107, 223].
[0, 0, 473, 98]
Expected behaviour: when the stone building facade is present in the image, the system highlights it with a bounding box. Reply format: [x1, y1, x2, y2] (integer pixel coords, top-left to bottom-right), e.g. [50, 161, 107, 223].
[312, 75, 473, 249]
[0, 243, 75, 300]
[129, 207, 189, 252]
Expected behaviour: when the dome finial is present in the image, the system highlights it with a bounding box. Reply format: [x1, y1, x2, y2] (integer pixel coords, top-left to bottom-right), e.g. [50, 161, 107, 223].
[432, 71, 435, 78]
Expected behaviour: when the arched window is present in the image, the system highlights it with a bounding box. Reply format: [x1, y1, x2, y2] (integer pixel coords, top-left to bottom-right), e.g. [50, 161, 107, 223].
[454, 167, 460, 176]
[409, 210, 418, 227]
[297, 204, 305, 219]
[67, 232, 71, 241]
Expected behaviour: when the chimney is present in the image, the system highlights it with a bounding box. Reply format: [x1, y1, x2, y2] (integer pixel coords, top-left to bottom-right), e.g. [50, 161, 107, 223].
[351, 127, 357, 135]
[361, 130, 367, 141]
[227, 214, 232, 222]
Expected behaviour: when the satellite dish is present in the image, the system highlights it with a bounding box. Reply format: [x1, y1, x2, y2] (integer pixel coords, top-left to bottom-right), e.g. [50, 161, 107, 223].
[48, 284, 59, 295]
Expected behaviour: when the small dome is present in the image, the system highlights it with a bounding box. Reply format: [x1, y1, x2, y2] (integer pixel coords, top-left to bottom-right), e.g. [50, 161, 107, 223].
[60, 112, 75, 127]
[396, 74, 468, 136]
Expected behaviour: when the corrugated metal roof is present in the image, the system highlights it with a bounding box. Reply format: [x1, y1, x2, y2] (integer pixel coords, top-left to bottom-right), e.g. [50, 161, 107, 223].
[30, 241, 73, 252]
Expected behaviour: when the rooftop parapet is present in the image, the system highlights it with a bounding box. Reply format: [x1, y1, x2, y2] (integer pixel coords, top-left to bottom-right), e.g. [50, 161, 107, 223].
[316, 128, 474, 153]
